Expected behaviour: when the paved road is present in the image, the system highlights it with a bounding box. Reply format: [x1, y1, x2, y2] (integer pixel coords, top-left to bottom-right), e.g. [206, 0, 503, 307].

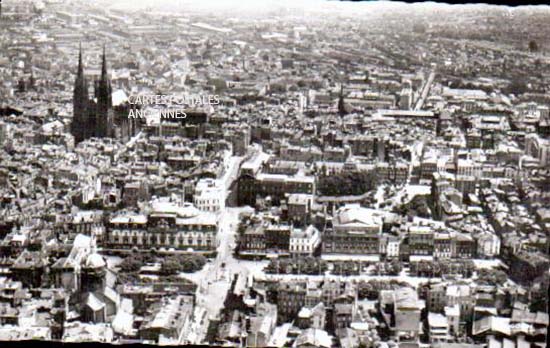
[221, 156, 244, 191]
[174, 155, 247, 344]
[374, 184, 386, 209]
[414, 69, 436, 111]
[181, 206, 263, 344]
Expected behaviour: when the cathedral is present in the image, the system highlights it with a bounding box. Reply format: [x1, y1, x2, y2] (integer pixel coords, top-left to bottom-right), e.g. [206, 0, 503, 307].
[71, 44, 141, 144]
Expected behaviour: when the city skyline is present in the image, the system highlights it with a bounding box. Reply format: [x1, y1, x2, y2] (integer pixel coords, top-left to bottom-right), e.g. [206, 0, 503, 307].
[0, 0, 548, 347]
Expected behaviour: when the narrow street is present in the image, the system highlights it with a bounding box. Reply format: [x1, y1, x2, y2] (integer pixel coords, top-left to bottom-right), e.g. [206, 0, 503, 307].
[182, 206, 266, 344]
[414, 68, 436, 111]
[179, 155, 261, 344]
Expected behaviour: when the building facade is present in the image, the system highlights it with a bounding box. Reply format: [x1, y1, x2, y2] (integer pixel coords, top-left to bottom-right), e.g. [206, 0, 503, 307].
[106, 201, 218, 251]
[324, 205, 383, 255]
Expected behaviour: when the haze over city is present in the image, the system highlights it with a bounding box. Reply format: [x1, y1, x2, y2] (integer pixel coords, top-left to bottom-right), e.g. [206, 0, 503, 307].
[0, 0, 548, 347]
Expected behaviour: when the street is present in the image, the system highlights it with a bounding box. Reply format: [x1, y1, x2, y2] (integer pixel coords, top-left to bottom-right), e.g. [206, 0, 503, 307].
[179, 176, 263, 344]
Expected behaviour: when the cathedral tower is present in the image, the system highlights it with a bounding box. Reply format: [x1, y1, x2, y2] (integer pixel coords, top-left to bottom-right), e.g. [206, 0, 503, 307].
[72, 44, 115, 143]
[94, 44, 113, 138]
[72, 43, 89, 143]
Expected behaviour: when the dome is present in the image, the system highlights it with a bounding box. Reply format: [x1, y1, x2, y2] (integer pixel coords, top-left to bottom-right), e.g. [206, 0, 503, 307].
[85, 253, 106, 269]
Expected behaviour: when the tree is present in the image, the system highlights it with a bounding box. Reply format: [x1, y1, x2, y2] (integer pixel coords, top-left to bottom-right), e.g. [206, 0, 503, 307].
[161, 258, 182, 275]
[317, 171, 378, 196]
[388, 260, 402, 275]
[503, 78, 528, 96]
[177, 254, 207, 273]
[528, 40, 539, 53]
[119, 258, 142, 273]
[119, 254, 153, 273]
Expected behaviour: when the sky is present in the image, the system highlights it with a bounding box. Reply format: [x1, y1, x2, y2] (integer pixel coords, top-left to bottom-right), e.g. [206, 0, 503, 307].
[96, 1, 548, 18]
[105, 0, 435, 14]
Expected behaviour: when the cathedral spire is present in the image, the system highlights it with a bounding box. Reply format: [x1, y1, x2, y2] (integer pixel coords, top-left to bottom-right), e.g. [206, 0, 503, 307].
[78, 42, 84, 76]
[98, 43, 111, 107]
[101, 43, 107, 79]
[72, 43, 90, 144]
[95, 43, 113, 138]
